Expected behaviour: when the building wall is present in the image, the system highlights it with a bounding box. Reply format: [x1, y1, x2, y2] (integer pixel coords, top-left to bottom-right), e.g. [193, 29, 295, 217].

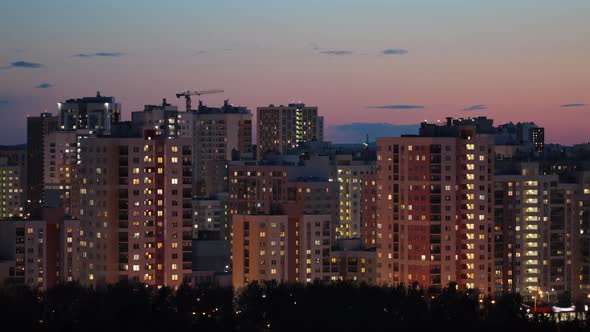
[361, 174, 378, 249]
[330, 249, 376, 284]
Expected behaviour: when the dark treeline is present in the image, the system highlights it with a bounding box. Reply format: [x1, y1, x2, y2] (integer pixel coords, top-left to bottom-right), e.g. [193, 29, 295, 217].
[0, 281, 587, 332]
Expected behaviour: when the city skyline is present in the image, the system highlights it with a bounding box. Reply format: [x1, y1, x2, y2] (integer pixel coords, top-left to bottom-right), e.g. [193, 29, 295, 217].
[2, 0, 590, 145]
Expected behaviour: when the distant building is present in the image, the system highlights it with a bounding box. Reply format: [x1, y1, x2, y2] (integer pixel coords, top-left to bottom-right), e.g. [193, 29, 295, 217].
[257, 103, 321, 159]
[494, 165, 590, 302]
[44, 131, 77, 217]
[27, 112, 58, 217]
[529, 127, 545, 154]
[0, 208, 79, 290]
[0, 144, 27, 219]
[192, 99, 252, 198]
[376, 118, 495, 294]
[78, 132, 193, 288]
[331, 239, 377, 284]
[131, 99, 180, 138]
[335, 154, 375, 239]
[57, 91, 120, 132]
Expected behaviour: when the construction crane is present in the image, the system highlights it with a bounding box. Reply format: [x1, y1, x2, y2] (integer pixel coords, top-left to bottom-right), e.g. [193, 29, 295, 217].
[175, 89, 223, 111]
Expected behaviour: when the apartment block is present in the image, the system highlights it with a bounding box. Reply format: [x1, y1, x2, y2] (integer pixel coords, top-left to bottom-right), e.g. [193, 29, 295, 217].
[193, 100, 252, 198]
[0, 208, 79, 290]
[0, 145, 26, 219]
[78, 132, 192, 288]
[27, 112, 58, 217]
[57, 91, 120, 132]
[376, 119, 494, 294]
[257, 103, 320, 159]
[495, 165, 590, 301]
[335, 155, 375, 239]
[44, 131, 77, 216]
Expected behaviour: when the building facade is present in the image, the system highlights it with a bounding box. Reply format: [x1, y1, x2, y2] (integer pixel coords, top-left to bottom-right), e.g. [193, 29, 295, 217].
[257, 103, 320, 159]
[78, 132, 192, 288]
[376, 121, 494, 294]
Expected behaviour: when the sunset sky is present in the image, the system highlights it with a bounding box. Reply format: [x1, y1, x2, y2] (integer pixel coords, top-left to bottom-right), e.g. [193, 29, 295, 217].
[1, 0, 589, 144]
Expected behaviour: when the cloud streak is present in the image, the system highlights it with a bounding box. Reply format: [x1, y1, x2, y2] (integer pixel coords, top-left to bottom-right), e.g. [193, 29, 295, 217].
[74, 52, 125, 58]
[463, 104, 486, 111]
[367, 104, 424, 110]
[561, 103, 587, 108]
[1, 61, 43, 69]
[319, 50, 353, 55]
[36, 83, 54, 89]
[329, 122, 420, 143]
[382, 49, 408, 55]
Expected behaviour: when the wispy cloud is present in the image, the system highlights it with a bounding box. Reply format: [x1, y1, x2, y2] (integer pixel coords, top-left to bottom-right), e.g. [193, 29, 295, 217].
[1, 61, 43, 69]
[194, 50, 207, 55]
[319, 50, 353, 55]
[309, 42, 320, 50]
[329, 122, 420, 143]
[382, 49, 408, 55]
[0, 99, 9, 104]
[367, 104, 424, 110]
[74, 52, 125, 58]
[561, 103, 587, 108]
[463, 104, 486, 111]
[36, 83, 54, 89]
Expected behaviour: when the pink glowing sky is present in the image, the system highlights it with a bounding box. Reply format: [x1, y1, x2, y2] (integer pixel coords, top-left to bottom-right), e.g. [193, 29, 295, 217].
[1, 0, 589, 144]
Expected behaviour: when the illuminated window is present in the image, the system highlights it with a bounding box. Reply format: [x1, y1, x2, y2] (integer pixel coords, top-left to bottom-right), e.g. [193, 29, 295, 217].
[171, 157, 178, 163]
[171, 178, 178, 184]
[172, 274, 178, 281]
[171, 146, 178, 152]
[133, 265, 140, 271]
[466, 144, 475, 150]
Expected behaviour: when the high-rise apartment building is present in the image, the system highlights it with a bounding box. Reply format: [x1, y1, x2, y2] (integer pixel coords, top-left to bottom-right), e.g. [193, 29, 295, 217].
[495, 165, 590, 302]
[256, 103, 321, 159]
[229, 153, 339, 288]
[57, 91, 120, 132]
[335, 155, 375, 238]
[27, 112, 58, 217]
[192, 100, 252, 198]
[529, 127, 545, 154]
[131, 99, 180, 138]
[44, 131, 77, 216]
[78, 131, 193, 288]
[0, 145, 26, 219]
[376, 119, 494, 294]
[0, 208, 79, 290]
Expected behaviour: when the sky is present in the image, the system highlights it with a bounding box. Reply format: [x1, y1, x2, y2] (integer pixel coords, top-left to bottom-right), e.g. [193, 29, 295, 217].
[1, 0, 589, 144]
